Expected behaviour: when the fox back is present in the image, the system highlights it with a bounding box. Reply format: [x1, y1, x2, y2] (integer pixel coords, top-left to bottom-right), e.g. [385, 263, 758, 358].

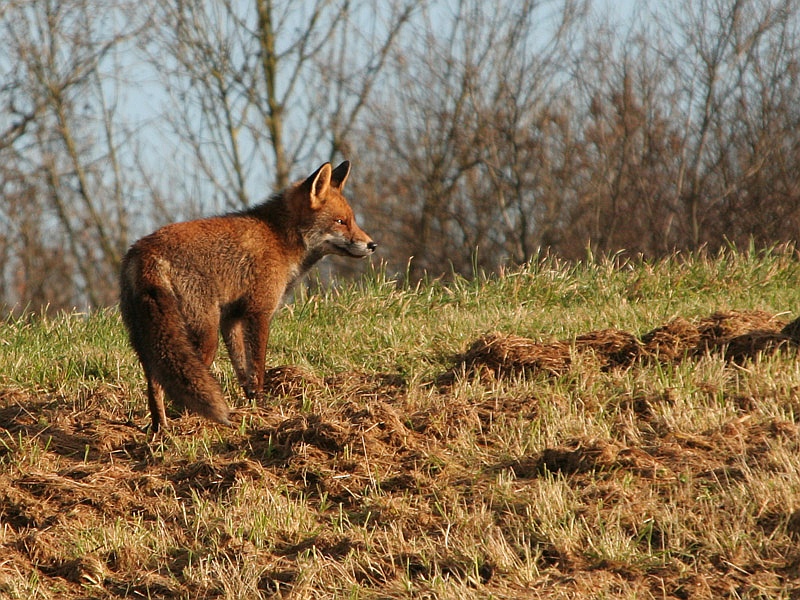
[120, 161, 375, 432]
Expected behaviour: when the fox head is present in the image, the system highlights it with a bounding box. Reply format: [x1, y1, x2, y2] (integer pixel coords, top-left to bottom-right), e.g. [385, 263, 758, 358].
[298, 161, 377, 259]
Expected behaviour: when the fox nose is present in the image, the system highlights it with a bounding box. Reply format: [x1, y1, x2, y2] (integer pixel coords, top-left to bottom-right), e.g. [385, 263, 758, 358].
[367, 241, 377, 252]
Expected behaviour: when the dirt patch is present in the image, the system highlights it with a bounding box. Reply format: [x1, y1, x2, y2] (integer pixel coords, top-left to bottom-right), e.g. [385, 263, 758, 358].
[724, 330, 795, 363]
[263, 365, 324, 400]
[513, 416, 799, 484]
[781, 314, 800, 341]
[574, 328, 641, 368]
[446, 310, 797, 382]
[640, 317, 701, 362]
[696, 310, 786, 348]
[439, 333, 571, 385]
[467, 333, 570, 377]
[168, 458, 267, 498]
[263, 365, 408, 405]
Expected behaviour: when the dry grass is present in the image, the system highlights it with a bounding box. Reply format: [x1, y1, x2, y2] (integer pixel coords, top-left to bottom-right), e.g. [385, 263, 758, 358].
[2, 250, 800, 598]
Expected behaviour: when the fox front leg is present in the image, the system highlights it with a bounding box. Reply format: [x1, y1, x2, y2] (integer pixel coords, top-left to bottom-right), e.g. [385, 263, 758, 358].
[221, 316, 252, 397]
[241, 312, 270, 399]
[146, 376, 168, 433]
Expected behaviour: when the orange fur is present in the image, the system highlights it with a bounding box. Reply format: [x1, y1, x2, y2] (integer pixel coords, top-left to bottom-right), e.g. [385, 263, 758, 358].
[120, 162, 375, 431]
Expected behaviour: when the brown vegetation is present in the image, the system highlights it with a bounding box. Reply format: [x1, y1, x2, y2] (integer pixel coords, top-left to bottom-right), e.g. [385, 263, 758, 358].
[4, 1, 800, 311]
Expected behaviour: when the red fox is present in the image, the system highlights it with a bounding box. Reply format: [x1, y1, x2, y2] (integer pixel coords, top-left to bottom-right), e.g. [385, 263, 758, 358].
[120, 161, 376, 432]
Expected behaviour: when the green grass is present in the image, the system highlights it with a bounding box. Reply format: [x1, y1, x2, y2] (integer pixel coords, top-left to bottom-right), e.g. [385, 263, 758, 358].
[1, 247, 800, 598]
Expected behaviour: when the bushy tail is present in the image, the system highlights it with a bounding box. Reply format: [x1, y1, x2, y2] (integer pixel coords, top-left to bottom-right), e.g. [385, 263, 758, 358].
[120, 261, 231, 426]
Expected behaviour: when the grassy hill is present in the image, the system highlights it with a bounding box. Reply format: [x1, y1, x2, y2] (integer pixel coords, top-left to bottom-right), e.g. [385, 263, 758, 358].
[2, 248, 800, 599]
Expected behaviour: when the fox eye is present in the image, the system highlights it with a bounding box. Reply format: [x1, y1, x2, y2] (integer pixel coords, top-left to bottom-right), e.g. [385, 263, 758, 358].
[335, 218, 346, 225]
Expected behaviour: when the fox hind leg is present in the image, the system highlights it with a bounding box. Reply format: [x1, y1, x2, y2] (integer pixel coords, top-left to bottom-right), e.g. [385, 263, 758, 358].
[188, 308, 220, 368]
[150, 299, 231, 428]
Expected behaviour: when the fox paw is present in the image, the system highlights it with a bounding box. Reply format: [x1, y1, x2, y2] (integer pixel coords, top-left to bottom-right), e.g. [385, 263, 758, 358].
[243, 385, 262, 400]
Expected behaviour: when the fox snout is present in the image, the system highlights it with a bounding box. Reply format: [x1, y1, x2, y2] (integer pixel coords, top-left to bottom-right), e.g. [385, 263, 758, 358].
[330, 230, 377, 258]
[353, 223, 378, 256]
[353, 238, 378, 257]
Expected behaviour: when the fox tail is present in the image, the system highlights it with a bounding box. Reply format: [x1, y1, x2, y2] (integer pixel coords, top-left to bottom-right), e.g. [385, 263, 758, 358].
[120, 257, 231, 427]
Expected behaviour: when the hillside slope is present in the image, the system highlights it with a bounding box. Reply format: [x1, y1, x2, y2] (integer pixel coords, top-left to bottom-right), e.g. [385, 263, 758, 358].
[2, 250, 800, 598]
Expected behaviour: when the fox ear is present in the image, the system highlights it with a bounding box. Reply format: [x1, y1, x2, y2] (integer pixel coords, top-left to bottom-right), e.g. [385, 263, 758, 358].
[306, 162, 332, 209]
[331, 160, 350, 190]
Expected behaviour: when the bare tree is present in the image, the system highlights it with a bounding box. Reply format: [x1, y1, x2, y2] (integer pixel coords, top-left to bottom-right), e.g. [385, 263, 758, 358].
[542, 0, 800, 260]
[563, 18, 686, 258]
[354, 0, 588, 278]
[0, 0, 152, 312]
[147, 0, 417, 215]
[662, 0, 800, 249]
[5, 0, 800, 311]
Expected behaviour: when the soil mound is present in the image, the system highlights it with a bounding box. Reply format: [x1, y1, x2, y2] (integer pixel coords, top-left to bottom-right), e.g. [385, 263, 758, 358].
[446, 309, 797, 382]
[640, 317, 701, 362]
[458, 333, 571, 379]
